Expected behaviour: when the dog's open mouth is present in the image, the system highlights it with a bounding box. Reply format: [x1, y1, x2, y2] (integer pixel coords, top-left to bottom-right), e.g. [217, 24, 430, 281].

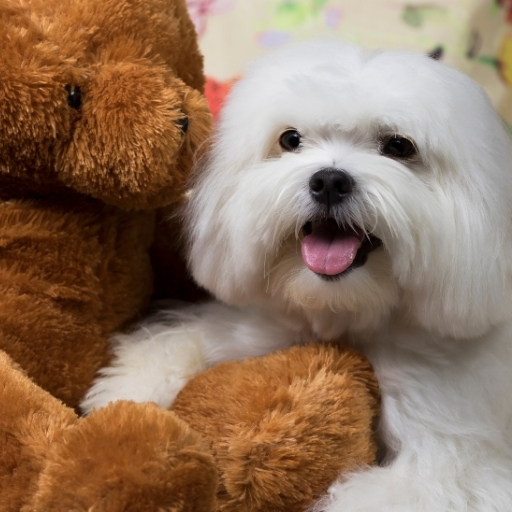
[301, 218, 382, 280]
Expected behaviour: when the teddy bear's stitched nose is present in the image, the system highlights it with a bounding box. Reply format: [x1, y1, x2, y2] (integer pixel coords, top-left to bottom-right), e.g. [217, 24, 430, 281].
[309, 168, 354, 207]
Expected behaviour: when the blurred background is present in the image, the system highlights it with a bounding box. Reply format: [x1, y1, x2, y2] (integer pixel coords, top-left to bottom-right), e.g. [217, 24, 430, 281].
[185, 0, 512, 130]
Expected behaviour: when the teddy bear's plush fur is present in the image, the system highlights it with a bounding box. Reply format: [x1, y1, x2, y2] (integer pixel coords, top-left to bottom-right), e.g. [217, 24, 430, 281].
[0, 0, 212, 404]
[0, 0, 211, 508]
[0, 0, 214, 402]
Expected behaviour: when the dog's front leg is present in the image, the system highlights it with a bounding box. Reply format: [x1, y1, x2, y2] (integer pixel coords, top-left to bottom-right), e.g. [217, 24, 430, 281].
[311, 445, 512, 512]
[310, 336, 512, 512]
[80, 301, 299, 413]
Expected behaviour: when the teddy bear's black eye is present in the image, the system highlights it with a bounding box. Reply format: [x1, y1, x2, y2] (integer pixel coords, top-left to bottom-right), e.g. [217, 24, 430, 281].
[279, 129, 301, 151]
[177, 117, 189, 133]
[381, 136, 416, 159]
[65, 85, 82, 110]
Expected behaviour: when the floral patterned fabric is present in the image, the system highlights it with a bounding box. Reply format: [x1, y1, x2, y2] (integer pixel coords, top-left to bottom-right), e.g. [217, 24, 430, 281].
[186, 0, 512, 129]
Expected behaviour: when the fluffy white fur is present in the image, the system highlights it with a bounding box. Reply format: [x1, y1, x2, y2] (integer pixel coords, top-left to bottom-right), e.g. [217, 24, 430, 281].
[81, 41, 512, 511]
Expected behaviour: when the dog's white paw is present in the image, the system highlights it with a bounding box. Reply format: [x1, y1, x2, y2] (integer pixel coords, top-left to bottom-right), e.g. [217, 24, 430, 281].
[310, 468, 418, 512]
[80, 323, 206, 414]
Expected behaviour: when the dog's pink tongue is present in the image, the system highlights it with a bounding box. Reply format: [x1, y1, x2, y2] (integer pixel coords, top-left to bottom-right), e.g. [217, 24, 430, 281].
[301, 220, 362, 275]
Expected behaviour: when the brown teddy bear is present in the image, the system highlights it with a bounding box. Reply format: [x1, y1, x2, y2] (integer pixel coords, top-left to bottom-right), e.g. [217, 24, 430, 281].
[0, 0, 380, 509]
[0, 0, 211, 507]
[0, 0, 212, 405]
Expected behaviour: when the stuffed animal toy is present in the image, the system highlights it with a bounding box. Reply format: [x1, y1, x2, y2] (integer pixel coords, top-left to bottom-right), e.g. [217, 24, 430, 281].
[3, 341, 378, 511]
[0, 0, 211, 508]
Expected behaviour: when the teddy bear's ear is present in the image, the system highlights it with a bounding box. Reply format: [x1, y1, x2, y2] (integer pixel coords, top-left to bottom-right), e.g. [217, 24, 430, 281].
[56, 69, 211, 209]
[58, 0, 206, 93]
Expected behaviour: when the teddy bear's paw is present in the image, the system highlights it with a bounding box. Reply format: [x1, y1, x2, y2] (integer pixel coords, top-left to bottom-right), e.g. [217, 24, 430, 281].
[172, 342, 380, 512]
[24, 401, 218, 512]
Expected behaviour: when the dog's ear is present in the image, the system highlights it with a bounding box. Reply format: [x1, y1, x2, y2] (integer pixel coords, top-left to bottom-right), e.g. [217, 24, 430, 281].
[403, 85, 512, 339]
[185, 75, 278, 305]
[185, 140, 250, 304]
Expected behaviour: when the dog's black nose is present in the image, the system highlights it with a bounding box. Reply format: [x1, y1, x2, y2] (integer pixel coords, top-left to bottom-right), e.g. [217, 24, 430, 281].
[309, 168, 354, 207]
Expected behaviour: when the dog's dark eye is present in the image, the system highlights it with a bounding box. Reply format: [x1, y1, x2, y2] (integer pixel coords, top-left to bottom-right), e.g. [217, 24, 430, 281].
[381, 136, 416, 159]
[65, 85, 82, 110]
[279, 129, 301, 151]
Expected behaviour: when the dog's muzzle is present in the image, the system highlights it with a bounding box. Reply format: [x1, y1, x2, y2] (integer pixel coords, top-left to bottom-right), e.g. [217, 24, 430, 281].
[302, 168, 381, 280]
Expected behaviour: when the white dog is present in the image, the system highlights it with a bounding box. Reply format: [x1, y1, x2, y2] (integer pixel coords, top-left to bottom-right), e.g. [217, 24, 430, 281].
[82, 41, 512, 511]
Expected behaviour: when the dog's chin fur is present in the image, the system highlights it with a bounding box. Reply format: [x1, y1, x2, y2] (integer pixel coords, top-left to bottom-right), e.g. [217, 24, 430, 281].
[187, 40, 512, 341]
[266, 236, 399, 335]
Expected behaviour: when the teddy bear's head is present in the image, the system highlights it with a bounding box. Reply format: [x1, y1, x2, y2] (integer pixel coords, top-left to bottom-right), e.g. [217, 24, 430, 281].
[0, 0, 211, 209]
